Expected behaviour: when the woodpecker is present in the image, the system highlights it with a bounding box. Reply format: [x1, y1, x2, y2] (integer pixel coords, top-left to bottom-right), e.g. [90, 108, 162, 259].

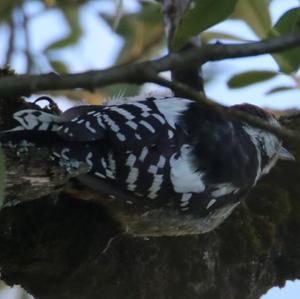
[0, 95, 294, 232]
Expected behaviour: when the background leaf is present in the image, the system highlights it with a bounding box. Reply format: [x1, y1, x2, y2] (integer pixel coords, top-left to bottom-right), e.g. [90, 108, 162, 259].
[266, 86, 297, 95]
[227, 70, 278, 88]
[269, 7, 300, 73]
[45, 7, 82, 51]
[232, 0, 272, 38]
[172, 0, 238, 50]
[102, 2, 164, 64]
[0, 1, 16, 23]
[48, 59, 69, 73]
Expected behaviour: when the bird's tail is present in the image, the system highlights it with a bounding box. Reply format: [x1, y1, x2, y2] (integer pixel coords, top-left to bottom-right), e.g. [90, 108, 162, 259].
[0, 108, 99, 174]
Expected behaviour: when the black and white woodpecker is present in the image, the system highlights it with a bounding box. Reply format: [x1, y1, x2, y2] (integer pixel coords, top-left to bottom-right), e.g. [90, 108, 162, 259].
[0, 95, 295, 234]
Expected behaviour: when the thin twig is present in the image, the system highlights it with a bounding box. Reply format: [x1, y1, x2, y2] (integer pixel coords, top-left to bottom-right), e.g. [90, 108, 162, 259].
[150, 74, 300, 143]
[4, 15, 15, 66]
[22, 6, 33, 73]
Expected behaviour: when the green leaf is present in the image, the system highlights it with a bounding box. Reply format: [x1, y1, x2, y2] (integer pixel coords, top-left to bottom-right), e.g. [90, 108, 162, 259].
[233, 0, 271, 38]
[274, 7, 300, 33]
[266, 86, 296, 95]
[48, 59, 69, 73]
[0, 2, 15, 23]
[102, 2, 164, 64]
[269, 8, 300, 73]
[45, 7, 82, 51]
[0, 149, 5, 210]
[172, 0, 238, 50]
[227, 70, 278, 88]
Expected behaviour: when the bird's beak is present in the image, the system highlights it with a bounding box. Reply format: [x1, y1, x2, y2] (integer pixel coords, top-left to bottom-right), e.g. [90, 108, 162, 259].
[279, 146, 295, 161]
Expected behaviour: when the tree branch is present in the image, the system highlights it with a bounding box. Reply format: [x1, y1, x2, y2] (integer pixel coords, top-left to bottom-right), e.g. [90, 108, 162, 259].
[0, 32, 299, 97]
[161, 0, 205, 93]
[160, 0, 192, 49]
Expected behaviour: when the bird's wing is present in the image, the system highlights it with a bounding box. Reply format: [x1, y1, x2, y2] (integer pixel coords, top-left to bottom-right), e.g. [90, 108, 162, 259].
[57, 98, 192, 148]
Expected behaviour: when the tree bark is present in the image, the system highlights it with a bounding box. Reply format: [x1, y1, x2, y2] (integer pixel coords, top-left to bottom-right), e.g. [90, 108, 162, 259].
[0, 93, 300, 299]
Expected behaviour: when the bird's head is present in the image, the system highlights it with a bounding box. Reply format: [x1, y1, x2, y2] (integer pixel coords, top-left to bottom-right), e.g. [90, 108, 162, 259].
[230, 103, 295, 179]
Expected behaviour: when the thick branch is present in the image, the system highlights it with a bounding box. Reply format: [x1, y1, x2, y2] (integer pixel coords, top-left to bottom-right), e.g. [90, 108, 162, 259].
[1, 111, 300, 299]
[0, 32, 299, 97]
